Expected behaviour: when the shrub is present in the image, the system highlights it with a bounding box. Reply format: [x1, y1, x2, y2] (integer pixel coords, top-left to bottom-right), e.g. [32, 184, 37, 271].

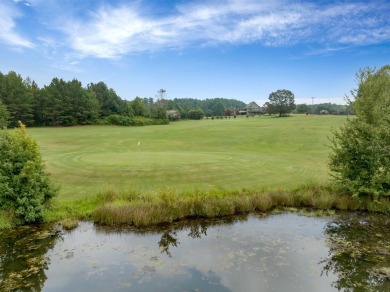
[118, 116, 133, 126]
[166, 110, 181, 121]
[329, 119, 390, 198]
[188, 109, 204, 120]
[106, 114, 121, 125]
[132, 116, 169, 126]
[0, 122, 58, 223]
[106, 115, 134, 126]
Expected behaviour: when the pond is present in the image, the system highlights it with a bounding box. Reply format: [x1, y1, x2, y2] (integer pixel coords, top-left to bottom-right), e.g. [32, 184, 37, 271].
[1, 212, 390, 291]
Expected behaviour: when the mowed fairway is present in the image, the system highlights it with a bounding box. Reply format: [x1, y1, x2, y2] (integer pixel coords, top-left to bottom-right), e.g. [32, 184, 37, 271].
[27, 115, 348, 200]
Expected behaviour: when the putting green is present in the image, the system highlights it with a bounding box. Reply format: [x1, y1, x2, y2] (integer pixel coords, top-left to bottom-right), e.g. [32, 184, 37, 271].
[77, 151, 233, 166]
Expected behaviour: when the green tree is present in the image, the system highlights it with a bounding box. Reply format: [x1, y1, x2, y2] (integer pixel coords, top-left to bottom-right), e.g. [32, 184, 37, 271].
[0, 71, 34, 126]
[87, 82, 123, 118]
[40, 78, 69, 126]
[0, 122, 58, 223]
[41, 78, 100, 126]
[0, 99, 9, 128]
[211, 102, 225, 116]
[329, 66, 390, 198]
[122, 102, 134, 118]
[26, 78, 45, 126]
[268, 89, 296, 117]
[131, 96, 148, 117]
[295, 104, 309, 114]
[68, 79, 99, 125]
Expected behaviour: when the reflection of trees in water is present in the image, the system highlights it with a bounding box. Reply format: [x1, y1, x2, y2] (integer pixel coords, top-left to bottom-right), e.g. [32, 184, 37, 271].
[159, 231, 179, 257]
[158, 220, 209, 257]
[322, 213, 390, 291]
[0, 225, 62, 291]
[157, 215, 248, 257]
[95, 214, 248, 258]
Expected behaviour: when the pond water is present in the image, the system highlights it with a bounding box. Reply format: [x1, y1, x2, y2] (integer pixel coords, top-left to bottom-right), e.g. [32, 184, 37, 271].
[1, 212, 390, 291]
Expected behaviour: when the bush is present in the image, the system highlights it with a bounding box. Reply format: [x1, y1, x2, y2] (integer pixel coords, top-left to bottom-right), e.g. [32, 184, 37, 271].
[330, 119, 390, 198]
[118, 116, 133, 126]
[166, 110, 181, 121]
[132, 116, 169, 126]
[106, 114, 121, 125]
[187, 109, 204, 120]
[0, 122, 58, 223]
[329, 66, 390, 199]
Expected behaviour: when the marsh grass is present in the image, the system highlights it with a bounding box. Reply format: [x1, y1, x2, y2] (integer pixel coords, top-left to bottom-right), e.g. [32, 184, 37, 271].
[59, 218, 79, 230]
[1, 184, 386, 229]
[87, 184, 390, 227]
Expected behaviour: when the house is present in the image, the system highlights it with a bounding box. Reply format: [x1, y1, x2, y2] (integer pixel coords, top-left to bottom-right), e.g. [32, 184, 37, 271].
[239, 101, 263, 115]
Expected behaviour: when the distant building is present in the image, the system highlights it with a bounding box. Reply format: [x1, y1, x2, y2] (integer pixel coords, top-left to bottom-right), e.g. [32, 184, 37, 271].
[239, 101, 263, 115]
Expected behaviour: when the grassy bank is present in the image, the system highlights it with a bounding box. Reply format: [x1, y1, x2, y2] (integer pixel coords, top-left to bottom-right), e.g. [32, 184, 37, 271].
[2, 184, 390, 229]
[45, 184, 390, 227]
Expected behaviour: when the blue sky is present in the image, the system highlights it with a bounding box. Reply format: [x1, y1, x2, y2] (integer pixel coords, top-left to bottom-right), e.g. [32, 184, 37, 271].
[1, 0, 389, 105]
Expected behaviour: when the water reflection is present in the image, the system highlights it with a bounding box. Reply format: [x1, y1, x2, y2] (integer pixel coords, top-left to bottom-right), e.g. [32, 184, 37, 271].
[3, 212, 389, 291]
[322, 212, 390, 291]
[95, 215, 247, 258]
[42, 213, 336, 291]
[157, 217, 238, 257]
[0, 224, 61, 290]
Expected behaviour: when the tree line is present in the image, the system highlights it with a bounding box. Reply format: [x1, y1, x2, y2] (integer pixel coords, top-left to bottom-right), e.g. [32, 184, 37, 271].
[0, 70, 248, 128]
[0, 69, 352, 129]
[295, 102, 353, 115]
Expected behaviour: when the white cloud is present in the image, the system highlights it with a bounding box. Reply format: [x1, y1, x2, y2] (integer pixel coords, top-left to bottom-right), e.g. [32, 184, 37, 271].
[32, 0, 390, 59]
[0, 1, 34, 48]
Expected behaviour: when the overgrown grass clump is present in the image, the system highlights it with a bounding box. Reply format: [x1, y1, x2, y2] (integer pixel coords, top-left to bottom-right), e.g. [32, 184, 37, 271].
[85, 184, 390, 227]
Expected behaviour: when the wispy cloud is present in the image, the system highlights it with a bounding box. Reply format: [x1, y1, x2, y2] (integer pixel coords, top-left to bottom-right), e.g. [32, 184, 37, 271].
[10, 0, 390, 59]
[0, 1, 34, 48]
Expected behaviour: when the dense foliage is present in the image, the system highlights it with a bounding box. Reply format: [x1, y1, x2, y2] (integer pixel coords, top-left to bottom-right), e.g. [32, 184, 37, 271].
[0, 122, 58, 223]
[329, 66, 390, 198]
[0, 99, 9, 128]
[295, 103, 352, 115]
[163, 98, 246, 118]
[267, 89, 296, 116]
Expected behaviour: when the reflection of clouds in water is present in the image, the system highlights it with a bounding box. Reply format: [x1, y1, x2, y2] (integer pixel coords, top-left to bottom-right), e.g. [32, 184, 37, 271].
[43, 214, 337, 291]
[170, 214, 336, 292]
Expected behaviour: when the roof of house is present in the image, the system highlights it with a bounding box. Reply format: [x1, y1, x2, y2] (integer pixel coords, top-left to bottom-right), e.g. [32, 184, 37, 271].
[246, 101, 261, 110]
